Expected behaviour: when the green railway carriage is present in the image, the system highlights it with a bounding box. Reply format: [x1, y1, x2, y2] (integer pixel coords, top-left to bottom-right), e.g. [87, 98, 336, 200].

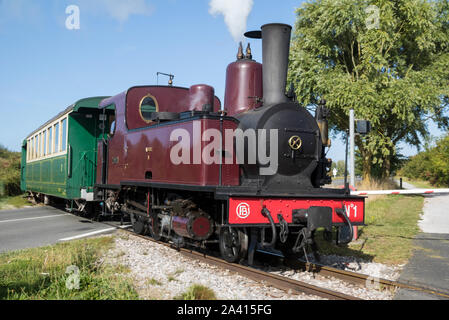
[21, 97, 110, 204]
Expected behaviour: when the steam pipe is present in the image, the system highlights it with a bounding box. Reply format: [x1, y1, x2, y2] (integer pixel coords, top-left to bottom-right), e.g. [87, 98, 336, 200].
[261, 207, 277, 247]
[336, 206, 354, 244]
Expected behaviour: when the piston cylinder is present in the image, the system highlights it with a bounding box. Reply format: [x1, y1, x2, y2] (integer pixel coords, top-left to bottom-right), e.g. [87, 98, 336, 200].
[172, 213, 213, 240]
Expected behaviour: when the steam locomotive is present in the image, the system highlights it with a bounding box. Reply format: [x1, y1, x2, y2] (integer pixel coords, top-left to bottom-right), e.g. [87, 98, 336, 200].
[21, 23, 364, 264]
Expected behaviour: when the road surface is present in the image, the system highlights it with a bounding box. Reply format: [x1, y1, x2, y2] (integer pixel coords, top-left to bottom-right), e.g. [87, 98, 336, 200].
[0, 205, 118, 253]
[394, 182, 449, 300]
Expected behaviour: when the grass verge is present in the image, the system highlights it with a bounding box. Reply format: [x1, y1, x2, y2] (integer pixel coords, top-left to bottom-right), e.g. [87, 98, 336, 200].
[0, 195, 31, 211]
[0, 236, 138, 300]
[315, 195, 424, 265]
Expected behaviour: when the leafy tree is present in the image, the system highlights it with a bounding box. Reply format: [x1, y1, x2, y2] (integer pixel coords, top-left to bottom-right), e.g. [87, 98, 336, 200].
[289, 0, 449, 181]
[330, 159, 346, 176]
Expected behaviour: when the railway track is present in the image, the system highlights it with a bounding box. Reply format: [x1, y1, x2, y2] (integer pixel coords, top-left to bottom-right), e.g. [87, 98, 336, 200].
[100, 220, 449, 300]
[178, 247, 360, 300]
[285, 259, 449, 299]
[102, 222, 358, 300]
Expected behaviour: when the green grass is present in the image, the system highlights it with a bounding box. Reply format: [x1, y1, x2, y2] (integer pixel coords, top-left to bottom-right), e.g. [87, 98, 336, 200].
[0, 195, 31, 211]
[0, 236, 139, 300]
[315, 195, 424, 265]
[174, 284, 217, 300]
[146, 278, 162, 286]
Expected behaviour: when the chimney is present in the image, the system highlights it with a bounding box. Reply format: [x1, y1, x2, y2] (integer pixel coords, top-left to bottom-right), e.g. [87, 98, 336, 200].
[245, 23, 292, 106]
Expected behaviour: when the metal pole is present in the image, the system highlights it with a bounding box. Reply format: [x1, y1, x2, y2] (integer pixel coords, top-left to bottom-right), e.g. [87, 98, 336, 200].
[349, 109, 355, 188]
[344, 130, 349, 194]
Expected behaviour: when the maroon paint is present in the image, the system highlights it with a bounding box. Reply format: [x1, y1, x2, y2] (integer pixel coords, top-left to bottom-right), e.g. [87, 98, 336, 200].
[125, 86, 221, 130]
[224, 58, 263, 116]
[98, 86, 239, 187]
[188, 85, 215, 111]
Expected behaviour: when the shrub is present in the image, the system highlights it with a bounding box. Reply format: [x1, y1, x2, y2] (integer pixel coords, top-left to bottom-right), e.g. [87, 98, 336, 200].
[0, 145, 22, 197]
[399, 135, 449, 187]
[174, 284, 217, 300]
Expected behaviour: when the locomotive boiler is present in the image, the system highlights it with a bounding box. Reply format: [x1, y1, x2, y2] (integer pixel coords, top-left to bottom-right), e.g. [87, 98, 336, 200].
[21, 23, 365, 264]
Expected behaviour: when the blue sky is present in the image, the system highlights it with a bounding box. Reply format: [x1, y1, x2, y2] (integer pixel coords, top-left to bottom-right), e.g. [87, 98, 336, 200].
[0, 0, 445, 162]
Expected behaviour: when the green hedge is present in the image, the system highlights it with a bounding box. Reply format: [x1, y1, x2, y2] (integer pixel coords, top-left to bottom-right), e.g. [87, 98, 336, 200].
[399, 135, 449, 187]
[0, 145, 21, 197]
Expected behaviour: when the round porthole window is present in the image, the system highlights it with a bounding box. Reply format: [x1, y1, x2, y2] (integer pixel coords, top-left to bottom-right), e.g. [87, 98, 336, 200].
[139, 94, 158, 123]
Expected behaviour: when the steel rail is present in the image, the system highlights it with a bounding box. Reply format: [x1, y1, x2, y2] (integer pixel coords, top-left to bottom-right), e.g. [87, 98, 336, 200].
[61, 209, 449, 300]
[105, 223, 360, 300]
[286, 259, 449, 299]
[178, 248, 360, 300]
[89, 220, 448, 300]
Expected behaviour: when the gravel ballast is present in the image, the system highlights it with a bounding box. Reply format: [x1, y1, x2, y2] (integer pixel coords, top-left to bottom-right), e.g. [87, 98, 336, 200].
[105, 232, 399, 300]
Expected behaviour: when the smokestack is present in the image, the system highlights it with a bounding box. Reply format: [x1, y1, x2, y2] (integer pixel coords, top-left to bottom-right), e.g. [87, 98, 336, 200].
[245, 23, 292, 106]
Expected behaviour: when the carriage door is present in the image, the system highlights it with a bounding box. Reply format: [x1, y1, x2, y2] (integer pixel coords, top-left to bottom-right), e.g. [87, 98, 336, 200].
[99, 107, 116, 184]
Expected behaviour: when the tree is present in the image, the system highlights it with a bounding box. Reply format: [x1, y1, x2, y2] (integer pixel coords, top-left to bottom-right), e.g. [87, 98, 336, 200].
[289, 0, 449, 181]
[330, 159, 346, 176]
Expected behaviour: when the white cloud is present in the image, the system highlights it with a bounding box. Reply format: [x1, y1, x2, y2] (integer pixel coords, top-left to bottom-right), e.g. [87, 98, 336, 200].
[209, 0, 254, 42]
[77, 0, 154, 24]
[97, 0, 154, 23]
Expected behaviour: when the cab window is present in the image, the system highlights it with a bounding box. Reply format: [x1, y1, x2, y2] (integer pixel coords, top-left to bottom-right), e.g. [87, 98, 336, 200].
[109, 114, 116, 136]
[139, 95, 158, 123]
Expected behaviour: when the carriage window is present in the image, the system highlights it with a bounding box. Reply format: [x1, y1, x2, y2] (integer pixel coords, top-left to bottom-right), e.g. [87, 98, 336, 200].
[54, 123, 60, 153]
[43, 131, 47, 156]
[61, 118, 67, 152]
[29, 138, 33, 160]
[34, 136, 37, 158]
[38, 133, 42, 157]
[48, 127, 53, 154]
[139, 95, 158, 123]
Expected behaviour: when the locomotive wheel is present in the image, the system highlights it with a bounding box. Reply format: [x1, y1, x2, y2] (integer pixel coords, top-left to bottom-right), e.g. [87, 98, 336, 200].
[131, 214, 146, 235]
[148, 216, 162, 241]
[219, 227, 248, 263]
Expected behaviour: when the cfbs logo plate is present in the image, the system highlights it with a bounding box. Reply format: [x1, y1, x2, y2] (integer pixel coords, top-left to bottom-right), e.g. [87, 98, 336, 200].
[236, 203, 250, 219]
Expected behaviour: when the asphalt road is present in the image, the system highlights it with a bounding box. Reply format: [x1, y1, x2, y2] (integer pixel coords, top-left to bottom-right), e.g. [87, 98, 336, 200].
[0, 206, 118, 253]
[394, 186, 449, 299]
